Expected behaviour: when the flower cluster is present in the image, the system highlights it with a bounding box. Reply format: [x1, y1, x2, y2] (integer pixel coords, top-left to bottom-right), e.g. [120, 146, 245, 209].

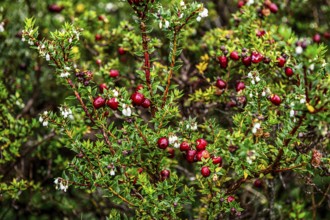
[38, 111, 49, 127]
[196, 6, 208, 22]
[54, 177, 69, 192]
[59, 106, 74, 119]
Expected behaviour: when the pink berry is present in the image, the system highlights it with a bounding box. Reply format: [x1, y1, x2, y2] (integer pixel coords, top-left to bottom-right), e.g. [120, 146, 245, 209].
[215, 79, 227, 89]
[99, 83, 108, 93]
[109, 69, 119, 77]
[242, 56, 252, 67]
[196, 150, 210, 161]
[268, 3, 278, 13]
[186, 149, 197, 163]
[160, 169, 170, 181]
[227, 196, 235, 202]
[251, 52, 263, 64]
[270, 94, 281, 106]
[218, 55, 228, 69]
[235, 81, 245, 92]
[106, 98, 119, 110]
[196, 138, 208, 151]
[93, 96, 106, 109]
[313, 34, 321, 43]
[118, 47, 126, 55]
[230, 51, 240, 61]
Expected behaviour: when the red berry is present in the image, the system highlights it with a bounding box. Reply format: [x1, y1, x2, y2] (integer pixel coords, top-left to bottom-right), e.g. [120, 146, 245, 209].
[157, 137, 169, 149]
[167, 148, 175, 158]
[218, 55, 228, 69]
[201, 166, 211, 177]
[48, 4, 64, 13]
[313, 34, 321, 43]
[186, 149, 197, 163]
[95, 34, 102, 41]
[160, 169, 170, 181]
[227, 196, 235, 203]
[109, 69, 119, 77]
[235, 81, 245, 92]
[277, 56, 286, 68]
[118, 47, 126, 55]
[98, 15, 105, 21]
[138, 168, 143, 174]
[96, 59, 102, 66]
[270, 94, 281, 106]
[324, 32, 330, 39]
[141, 98, 151, 108]
[230, 51, 240, 61]
[268, 3, 278, 13]
[215, 79, 227, 89]
[99, 83, 108, 93]
[180, 142, 190, 151]
[237, 0, 245, 8]
[285, 67, 294, 77]
[131, 92, 145, 106]
[251, 52, 263, 64]
[196, 138, 208, 151]
[256, 30, 266, 37]
[263, 57, 271, 64]
[254, 179, 263, 188]
[212, 156, 223, 166]
[242, 56, 252, 67]
[196, 150, 210, 161]
[93, 96, 106, 109]
[106, 98, 119, 110]
[135, 84, 143, 91]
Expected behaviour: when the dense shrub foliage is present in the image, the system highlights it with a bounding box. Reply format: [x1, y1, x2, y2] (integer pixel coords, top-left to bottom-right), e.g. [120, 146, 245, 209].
[0, 0, 329, 219]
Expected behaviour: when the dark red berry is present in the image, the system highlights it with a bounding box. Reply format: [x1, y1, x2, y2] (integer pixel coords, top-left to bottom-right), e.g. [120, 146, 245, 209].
[263, 57, 271, 64]
[196, 150, 210, 161]
[118, 47, 126, 55]
[160, 169, 170, 181]
[268, 3, 278, 13]
[131, 92, 145, 105]
[277, 56, 286, 67]
[180, 142, 190, 151]
[254, 179, 263, 188]
[242, 56, 252, 67]
[48, 4, 64, 13]
[256, 30, 266, 37]
[285, 67, 294, 77]
[215, 79, 227, 89]
[186, 149, 197, 163]
[109, 69, 119, 77]
[95, 34, 102, 41]
[230, 51, 240, 61]
[141, 98, 151, 108]
[201, 166, 211, 177]
[218, 55, 228, 69]
[98, 15, 105, 21]
[106, 98, 119, 110]
[167, 148, 175, 158]
[270, 94, 281, 106]
[251, 52, 263, 64]
[93, 96, 106, 109]
[212, 156, 223, 166]
[227, 196, 235, 202]
[157, 137, 169, 149]
[196, 138, 208, 151]
[313, 34, 321, 43]
[235, 81, 245, 92]
[324, 32, 330, 39]
[99, 83, 108, 93]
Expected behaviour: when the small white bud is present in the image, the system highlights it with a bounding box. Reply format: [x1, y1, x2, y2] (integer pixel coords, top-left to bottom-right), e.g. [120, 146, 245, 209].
[45, 53, 50, 61]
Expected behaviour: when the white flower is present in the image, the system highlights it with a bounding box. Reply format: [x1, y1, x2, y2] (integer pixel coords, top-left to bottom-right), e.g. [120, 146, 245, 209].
[255, 76, 260, 82]
[112, 89, 119, 97]
[169, 135, 178, 144]
[252, 122, 261, 134]
[249, 93, 253, 98]
[262, 91, 266, 97]
[196, 16, 201, 22]
[300, 98, 306, 104]
[199, 8, 208, 18]
[21, 37, 25, 42]
[179, 13, 184, 19]
[174, 142, 180, 148]
[60, 107, 73, 119]
[60, 71, 70, 78]
[246, 0, 254, 6]
[0, 23, 4, 32]
[186, 124, 190, 129]
[110, 169, 115, 176]
[295, 46, 303, 54]
[42, 121, 49, 127]
[180, 1, 185, 6]
[122, 104, 132, 117]
[254, 123, 261, 129]
[159, 21, 162, 29]
[251, 79, 255, 85]
[248, 72, 253, 78]
[28, 39, 34, 45]
[190, 123, 198, 131]
[290, 109, 295, 117]
[164, 20, 170, 29]
[45, 53, 50, 61]
[39, 116, 43, 123]
[309, 64, 315, 71]
[69, 38, 72, 43]
[252, 127, 257, 134]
